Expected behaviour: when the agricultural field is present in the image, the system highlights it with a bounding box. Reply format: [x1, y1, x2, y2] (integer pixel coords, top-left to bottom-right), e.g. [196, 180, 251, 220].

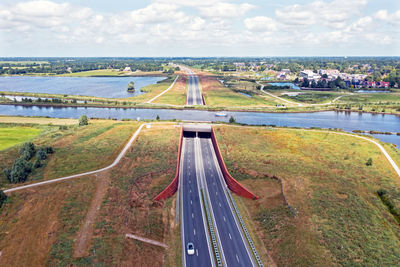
[0, 126, 41, 151]
[214, 125, 400, 266]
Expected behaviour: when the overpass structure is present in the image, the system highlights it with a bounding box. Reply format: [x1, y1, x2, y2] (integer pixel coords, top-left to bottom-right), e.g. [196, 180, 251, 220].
[155, 124, 261, 267]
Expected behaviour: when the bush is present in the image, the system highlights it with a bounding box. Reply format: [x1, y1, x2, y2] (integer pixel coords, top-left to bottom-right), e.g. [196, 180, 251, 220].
[20, 142, 36, 160]
[0, 190, 7, 208]
[229, 116, 236, 123]
[79, 115, 89, 126]
[36, 147, 47, 160]
[34, 158, 42, 168]
[7, 158, 33, 183]
[45, 146, 54, 154]
[366, 158, 373, 166]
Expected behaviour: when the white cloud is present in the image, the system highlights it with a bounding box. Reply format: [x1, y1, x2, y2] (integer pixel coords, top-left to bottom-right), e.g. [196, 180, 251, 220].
[244, 16, 277, 32]
[198, 2, 255, 18]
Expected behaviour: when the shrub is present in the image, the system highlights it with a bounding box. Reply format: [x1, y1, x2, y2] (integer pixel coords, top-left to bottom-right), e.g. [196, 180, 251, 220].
[45, 146, 54, 154]
[229, 116, 236, 123]
[0, 190, 7, 208]
[36, 147, 47, 160]
[366, 158, 373, 166]
[20, 142, 36, 160]
[7, 158, 33, 183]
[79, 115, 89, 126]
[34, 158, 42, 168]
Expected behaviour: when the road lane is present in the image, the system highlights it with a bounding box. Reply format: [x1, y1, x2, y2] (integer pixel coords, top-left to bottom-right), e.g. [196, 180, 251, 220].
[199, 136, 256, 267]
[181, 135, 214, 267]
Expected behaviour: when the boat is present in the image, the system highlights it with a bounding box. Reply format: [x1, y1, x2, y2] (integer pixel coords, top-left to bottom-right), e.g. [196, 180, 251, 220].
[215, 112, 228, 117]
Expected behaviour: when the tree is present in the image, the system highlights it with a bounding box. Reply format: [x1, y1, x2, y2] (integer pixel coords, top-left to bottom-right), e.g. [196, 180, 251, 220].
[127, 81, 135, 92]
[79, 115, 89, 126]
[366, 158, 373, 166]
[229, 116, 236, 123]
[156, 115, 160, 120]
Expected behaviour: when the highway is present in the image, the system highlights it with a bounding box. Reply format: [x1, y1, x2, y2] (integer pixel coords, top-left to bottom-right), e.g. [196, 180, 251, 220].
[186, 71, 204, 105]
[198, 135, 256, 267]
[181, 133, 214, 267]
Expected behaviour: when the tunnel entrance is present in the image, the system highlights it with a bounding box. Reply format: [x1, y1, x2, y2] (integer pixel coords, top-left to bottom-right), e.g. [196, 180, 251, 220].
[182, 124, 212, 138]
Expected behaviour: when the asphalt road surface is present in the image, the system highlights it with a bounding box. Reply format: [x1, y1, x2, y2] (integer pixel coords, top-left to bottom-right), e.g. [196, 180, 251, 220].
[186, 73, 204, 105]
[199, 135, 256, 267]
[181, 134, 214, 267]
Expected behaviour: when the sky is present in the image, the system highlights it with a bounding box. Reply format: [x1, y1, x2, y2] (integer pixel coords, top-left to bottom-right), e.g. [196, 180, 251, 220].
[0, 0, 399, 57]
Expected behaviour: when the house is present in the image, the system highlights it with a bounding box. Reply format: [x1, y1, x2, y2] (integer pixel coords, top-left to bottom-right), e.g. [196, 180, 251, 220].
[123, 66, 132, 72]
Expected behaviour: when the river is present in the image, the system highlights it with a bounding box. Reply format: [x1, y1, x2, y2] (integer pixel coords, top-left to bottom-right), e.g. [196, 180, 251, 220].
[0, 105, 399, 147]
[0, 76, 166, 98]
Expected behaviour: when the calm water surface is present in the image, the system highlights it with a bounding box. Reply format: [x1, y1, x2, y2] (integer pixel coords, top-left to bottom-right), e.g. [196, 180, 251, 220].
[0, 105, 399, 147]
[0, 76, 165, 98]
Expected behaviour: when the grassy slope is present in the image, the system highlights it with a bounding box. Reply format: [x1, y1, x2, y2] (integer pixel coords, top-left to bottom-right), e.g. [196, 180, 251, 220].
[154, 74, 187, 105]
[0, 126, 41, 151]
[215, 126, 400, 266]
[66, 125, 181, 266]
[198, 72, 278, 107]
[129, 76, 175, 103]
[0, 119, 139, 188]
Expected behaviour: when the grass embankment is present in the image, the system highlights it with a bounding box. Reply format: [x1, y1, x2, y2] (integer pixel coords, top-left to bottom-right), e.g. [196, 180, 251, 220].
[129, 76, 176, 103]
[64, 124, 181, 266]
[154, 75, 187, 105]
[0, 126, 41, 151]
[215, 126, 400, 266]
[199, 73, 278, 107]
[0, 119, 139, 188]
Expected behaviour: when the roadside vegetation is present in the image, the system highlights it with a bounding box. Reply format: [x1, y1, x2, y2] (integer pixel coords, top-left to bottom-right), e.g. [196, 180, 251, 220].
[215, 125, 400, 266]
[153, 75, 187, 105]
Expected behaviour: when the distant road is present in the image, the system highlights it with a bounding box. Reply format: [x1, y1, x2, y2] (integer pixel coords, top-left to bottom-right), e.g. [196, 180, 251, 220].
[182, 67, 204, 106]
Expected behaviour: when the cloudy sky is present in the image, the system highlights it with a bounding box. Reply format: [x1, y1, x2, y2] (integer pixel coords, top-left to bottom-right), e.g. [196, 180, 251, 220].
[0, 0, 399, 57]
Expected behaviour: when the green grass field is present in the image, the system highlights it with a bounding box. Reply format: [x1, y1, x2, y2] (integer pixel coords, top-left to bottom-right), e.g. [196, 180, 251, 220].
[215, 126, 400, 266]
[280, 91, 343, 104]
[0, 126, 41, 151]
[200, 74, 278, 107]
[154, 75, 187, 105]
[130, 76, 176, 103]
[339, 92, 400, 103]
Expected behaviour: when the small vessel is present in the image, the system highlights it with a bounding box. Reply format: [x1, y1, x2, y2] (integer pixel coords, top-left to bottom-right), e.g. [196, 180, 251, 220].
[215, 112, 228, 117]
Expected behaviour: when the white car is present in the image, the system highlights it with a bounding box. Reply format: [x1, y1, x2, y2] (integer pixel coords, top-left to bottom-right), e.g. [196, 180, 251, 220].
[187, 242, 195, 255]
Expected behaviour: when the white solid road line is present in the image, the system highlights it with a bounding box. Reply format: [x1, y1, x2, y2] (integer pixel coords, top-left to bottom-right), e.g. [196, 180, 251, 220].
[146, 75, 179, 103]
[4, 124, 145, 194]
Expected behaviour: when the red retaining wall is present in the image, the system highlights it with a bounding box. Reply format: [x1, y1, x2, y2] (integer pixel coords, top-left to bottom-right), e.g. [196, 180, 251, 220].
[153, 127, 183, 201]
[211, 128, 259, 200]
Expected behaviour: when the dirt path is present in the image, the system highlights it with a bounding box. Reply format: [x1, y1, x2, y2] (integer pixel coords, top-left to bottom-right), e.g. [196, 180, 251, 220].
[73, 171, 110, 257]
[125, 234, 168, 248]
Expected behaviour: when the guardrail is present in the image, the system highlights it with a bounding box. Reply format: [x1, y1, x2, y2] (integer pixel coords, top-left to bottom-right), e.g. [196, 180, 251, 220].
[226, 190, 263, 267]
[201, 189, 223, 267]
